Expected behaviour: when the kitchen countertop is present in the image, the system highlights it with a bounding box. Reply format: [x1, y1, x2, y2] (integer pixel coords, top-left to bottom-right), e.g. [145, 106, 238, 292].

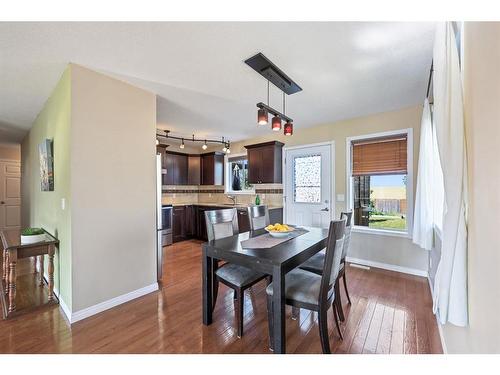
[169, 203, 283, 210]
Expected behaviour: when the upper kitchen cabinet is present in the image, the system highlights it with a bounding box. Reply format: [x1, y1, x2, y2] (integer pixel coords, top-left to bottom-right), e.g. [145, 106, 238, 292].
[200, 152, 225, 185]
[164, 151, 188, 185]
[245, 141, 284, 184]
[188, 155, 201, 185]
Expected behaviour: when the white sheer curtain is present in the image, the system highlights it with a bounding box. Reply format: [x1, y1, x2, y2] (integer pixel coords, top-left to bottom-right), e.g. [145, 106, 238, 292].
[432, 22, 468, 327]
[413, 99, 438, 250]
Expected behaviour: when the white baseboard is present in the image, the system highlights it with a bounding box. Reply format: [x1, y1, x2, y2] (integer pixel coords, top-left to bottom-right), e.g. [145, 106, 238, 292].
[427, 277, 448, 354]
[38, 262, 158, 324]
[70, 283, 159, 324]
[346, 256, 429, 277]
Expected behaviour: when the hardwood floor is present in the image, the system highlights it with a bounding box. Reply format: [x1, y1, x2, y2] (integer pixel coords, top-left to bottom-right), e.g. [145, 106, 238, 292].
[0, 239, 442, 354]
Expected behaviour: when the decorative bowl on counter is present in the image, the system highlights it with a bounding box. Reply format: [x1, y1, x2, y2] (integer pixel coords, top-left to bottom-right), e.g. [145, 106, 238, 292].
[265, 224, 295, 238]
[20, 228, 46, 244]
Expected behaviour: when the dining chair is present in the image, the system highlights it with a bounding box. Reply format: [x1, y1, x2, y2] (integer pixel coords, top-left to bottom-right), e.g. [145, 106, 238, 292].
[266, 218, 346, 354]
[299, 211, 353, 322]
[247, 205, 270, 231]
[205, 208, 267, 338]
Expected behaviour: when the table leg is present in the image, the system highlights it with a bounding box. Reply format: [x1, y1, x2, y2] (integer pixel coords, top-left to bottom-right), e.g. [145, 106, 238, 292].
[8, 252, 17, 313]
[39, 255, 45, 286]
[2, 250, 6, 283]
[202, 245, 213, 325]
[272, 266, 286, 354]
[48, 252, 54, 301]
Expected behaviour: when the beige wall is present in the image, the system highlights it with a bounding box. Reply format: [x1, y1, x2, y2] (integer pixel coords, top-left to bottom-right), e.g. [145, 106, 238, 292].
[21, 66, 73, 309]
[226, 105, 428, 272]
[440, 22, 500, 353]
[70, 65, 157, 312]
[0, 144, 21, 161]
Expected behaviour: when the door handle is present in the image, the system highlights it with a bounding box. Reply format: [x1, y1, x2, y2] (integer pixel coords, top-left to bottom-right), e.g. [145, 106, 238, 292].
[0, 201, 5, 205]
[320, 207, 329, 212]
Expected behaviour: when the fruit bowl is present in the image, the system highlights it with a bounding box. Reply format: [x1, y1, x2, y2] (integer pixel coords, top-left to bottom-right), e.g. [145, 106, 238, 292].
[265, 224, 295, 238]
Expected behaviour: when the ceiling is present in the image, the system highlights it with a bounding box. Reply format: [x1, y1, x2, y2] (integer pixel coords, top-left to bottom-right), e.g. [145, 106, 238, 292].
[0, 22, 435, 143]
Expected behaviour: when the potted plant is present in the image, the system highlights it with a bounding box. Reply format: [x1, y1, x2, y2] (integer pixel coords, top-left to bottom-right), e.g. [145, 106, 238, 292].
[20, 228, 45, 244]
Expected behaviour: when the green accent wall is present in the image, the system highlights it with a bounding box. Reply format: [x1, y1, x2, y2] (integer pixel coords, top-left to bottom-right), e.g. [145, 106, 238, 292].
[21, 66, 72, 310]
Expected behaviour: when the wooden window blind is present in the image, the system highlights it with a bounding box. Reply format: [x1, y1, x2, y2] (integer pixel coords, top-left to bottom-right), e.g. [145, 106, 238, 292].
[352, 135, 407, 176]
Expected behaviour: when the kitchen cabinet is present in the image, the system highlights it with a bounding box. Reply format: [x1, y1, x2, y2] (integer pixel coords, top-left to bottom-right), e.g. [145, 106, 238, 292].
[201, 152, 225, 185]
[164, 151, 188, 185]
[188, 155, 201, 185]
[197, 207, 209, 241]
[171, 205, 283, 243]
[245, 141, 284, 184]
[185, 205, 197, 237]
[172, 206, 187, 243]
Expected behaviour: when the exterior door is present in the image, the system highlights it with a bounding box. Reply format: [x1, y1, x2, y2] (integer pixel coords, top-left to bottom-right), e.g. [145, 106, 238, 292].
[284, 144, 333, 228]
[0, 160, 21, 231]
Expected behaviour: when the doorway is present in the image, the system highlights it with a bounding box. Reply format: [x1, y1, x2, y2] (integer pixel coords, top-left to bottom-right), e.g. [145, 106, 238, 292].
[0, 159, 21, 232]
[284, 142, 334, 228]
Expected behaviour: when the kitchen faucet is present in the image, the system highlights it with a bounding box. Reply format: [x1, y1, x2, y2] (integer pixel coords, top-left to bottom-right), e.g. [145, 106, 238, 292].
[227, 195, 236, 205]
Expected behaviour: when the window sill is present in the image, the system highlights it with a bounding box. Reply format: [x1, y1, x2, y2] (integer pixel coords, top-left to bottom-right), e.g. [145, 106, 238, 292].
[352, 226, 410, 239]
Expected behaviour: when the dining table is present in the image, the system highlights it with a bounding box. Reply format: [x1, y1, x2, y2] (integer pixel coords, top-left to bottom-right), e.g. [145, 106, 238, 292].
[202, 225, 329, 354]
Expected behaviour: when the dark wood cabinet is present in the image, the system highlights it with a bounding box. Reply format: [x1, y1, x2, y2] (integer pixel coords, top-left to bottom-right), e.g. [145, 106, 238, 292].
[245, 141, 284, 184]
[188, 155, 201, 185]
[197, 207, 208, 241]
[164, 151, 189, 186]
[171, 205, 283, 243]
[201, 152, 225, 185]
[185, 205, 197, 237]
[172, 206, 186, 243]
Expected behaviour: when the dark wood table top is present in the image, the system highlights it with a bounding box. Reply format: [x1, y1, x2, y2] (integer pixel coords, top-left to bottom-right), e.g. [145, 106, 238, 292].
[203, 226, 329, 272]
[0, 229, 59, 251]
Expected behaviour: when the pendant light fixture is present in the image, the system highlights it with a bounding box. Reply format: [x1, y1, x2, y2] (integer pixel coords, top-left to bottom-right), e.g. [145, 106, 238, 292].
[179, 138, 185, 149]
[202, 140, 208, 150]
[246, 53, 301, 137]
[257, 81, 270, 125]
[282, 92, 293, 136]
[272, 115, 281, 131]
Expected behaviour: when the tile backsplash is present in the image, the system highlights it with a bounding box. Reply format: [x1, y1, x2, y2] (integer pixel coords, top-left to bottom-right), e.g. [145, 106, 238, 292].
[162, 184, 283, 207]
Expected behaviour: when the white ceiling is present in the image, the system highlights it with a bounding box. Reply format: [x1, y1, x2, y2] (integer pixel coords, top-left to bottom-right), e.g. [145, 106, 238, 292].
[0, 22, 435, 143]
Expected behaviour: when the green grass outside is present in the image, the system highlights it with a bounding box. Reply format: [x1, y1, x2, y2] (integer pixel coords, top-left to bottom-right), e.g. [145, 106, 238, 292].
[369, 215, 407, 231]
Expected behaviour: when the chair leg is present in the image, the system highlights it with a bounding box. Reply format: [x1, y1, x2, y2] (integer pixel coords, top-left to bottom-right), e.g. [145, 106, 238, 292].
[318, 307, 331, 354]
[334, 279, 345, 322]
[236, 288, 244, 338]
[343, 273, 352, 305]
[333, 302, 344, 340]
[266, 294, 274, 351]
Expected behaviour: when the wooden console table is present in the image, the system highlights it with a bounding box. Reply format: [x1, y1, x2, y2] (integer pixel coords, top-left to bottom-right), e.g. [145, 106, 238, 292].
[1, 229, 59, 318]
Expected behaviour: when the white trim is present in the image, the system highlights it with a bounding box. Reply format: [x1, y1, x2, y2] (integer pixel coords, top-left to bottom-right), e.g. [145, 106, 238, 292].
[427, 277, 448, 354]
[346, 256, 428, 277]
[70, 283, 159, 324]
[345, 128, 414, 236]
[352, 226, 410, 239]
[283, 141, 335, 225]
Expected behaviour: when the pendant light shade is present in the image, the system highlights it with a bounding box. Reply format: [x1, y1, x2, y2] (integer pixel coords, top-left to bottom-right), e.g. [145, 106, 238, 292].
[284, 121, 293, 136]
[257, 108, 268, 125]
[272, 116, 281, 131]
[180, 139, 185, 149]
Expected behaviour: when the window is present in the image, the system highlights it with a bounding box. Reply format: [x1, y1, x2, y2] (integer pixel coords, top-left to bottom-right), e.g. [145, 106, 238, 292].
[347, 130, 412, 234]
[293, 154, 321, 203]
[225, 154, 254, 194]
